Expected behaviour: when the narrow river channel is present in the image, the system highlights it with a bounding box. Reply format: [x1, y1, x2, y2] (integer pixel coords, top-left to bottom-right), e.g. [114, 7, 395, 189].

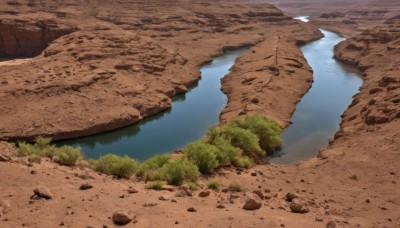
[59, 48, 249, 161]
[271, 17, 362, 163]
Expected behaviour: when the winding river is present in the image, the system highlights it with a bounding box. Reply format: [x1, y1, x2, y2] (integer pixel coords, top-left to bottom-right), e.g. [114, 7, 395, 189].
[60, 17, 362, 163]
[59, 48, 249, 161]
[271, 17, 362, 163]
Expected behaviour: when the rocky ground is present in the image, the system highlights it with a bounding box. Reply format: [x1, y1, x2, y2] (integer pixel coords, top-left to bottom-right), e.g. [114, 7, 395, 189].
[0, 0, 321, 141]
[1, 0, 400, 227]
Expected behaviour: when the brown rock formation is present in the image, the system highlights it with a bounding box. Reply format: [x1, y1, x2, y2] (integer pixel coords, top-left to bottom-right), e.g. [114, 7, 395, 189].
[0, 0, 322, 141]
[221, 35, 317, 127]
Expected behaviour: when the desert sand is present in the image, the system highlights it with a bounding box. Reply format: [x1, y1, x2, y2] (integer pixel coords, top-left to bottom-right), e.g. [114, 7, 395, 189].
[0, 0, 399, 227]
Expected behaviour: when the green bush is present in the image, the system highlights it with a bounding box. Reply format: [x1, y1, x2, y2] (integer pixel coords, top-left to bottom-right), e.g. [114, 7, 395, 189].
[208, 180, 221, 190]
[186, 182, 198, 191]
[34, 136, 52, 149]
[185, 142, 219, 174]
[208, 126, 262, 157]
[229, 115, 283, 153]
[18, 140, 56, 158]
[232, 156, 253, 169]
[137, 154, 170, 181]
[212, 136, 242, 165]
[91, 154, 140, 178]
[159, 158, 199, 185]
[55, 145, 83, 166]
[17, 142, 37, 157]
[145, 181, 165, 190]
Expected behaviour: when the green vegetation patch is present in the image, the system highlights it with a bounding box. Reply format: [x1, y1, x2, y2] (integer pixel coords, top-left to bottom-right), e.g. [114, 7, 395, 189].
[15, 115, 282, 186]
[90, 154, 140, 178]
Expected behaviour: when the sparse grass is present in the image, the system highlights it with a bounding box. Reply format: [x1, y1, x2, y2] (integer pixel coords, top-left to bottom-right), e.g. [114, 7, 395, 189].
[90, 154, 140, 178]
[28, 154, 41, 164]
[208, 180, 221, 190]
[228, 182, 245, 192]
[78, 171, 94, 180]
[17, 137, 82, 165]
[186, 182, 198, 191]
[349, 174, 358, 181]
[145, 181, 165, 190]
[232, 156, 253, 169]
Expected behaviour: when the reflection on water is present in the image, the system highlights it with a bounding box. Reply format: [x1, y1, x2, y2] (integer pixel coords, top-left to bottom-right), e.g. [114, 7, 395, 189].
[271, 30, 362, 164]
[294, 16, 310, 22]
[58, 48, 249, 161]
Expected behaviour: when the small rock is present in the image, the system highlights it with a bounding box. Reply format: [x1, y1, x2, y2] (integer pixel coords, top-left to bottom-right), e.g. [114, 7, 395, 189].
[128, 187, 138, 194]
[251, 172, 257, 176]
[198, 190, 210, 197]
[285, 192, 298, 202]
[159, 195, 169, 201]
[175, 190, 188, 197]
[290, 198, 309, 213]
[187, 207, 197, 212]
[33, 186, 53, 199]
[221, 188, 229, 193]
[252, 190, 264, 200]
[79, 182, 93, 190]
[243, 198, 262, 210]
[171, 199, 177, 203]
[112, 210, 134, 225]
[326, 221, 336, 228]
[216, 204, 225, 209]
[315, 216, 324, 222]
[30, 170, 37, 175]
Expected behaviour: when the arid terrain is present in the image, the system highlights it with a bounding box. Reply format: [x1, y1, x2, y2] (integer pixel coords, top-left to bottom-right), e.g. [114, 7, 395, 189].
[1, 0, 399, 227]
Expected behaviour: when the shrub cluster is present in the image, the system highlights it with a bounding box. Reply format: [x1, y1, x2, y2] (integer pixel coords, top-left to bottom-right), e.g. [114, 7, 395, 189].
[17, 136, 83, 166]
[183, 115, 282, 174]
[89, 154, 140, 178]
[16, 115, 282, 186]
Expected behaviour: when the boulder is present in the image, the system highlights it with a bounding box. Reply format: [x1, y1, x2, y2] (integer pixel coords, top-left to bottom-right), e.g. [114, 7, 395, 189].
[79, 182, 93, 190]
[198, 190, 211, 197]
[112, 210, 134, 225]
[290, 198, 309, 213]
[252, 190, 264, 200]
[159, 195, 169, 201]
[243, 198, 262, 210]
[285, 192, 298, 201]
[128, 187, 138, 194]
[33, 186, 53, 199]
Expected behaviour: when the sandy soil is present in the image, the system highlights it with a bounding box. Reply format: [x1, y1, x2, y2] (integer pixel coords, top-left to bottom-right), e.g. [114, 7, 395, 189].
[0, 0, 400, 227]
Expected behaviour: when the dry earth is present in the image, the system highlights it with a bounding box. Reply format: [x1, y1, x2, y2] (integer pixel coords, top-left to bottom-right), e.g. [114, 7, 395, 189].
[0, 0, 400, 227]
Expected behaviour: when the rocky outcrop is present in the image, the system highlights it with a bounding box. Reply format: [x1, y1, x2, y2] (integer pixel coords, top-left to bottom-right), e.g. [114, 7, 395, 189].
[221, 33, 321, 127]
[0, 18, 75, 57]
[0, 0, 322, 141]
[334, 15, 400, 137]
